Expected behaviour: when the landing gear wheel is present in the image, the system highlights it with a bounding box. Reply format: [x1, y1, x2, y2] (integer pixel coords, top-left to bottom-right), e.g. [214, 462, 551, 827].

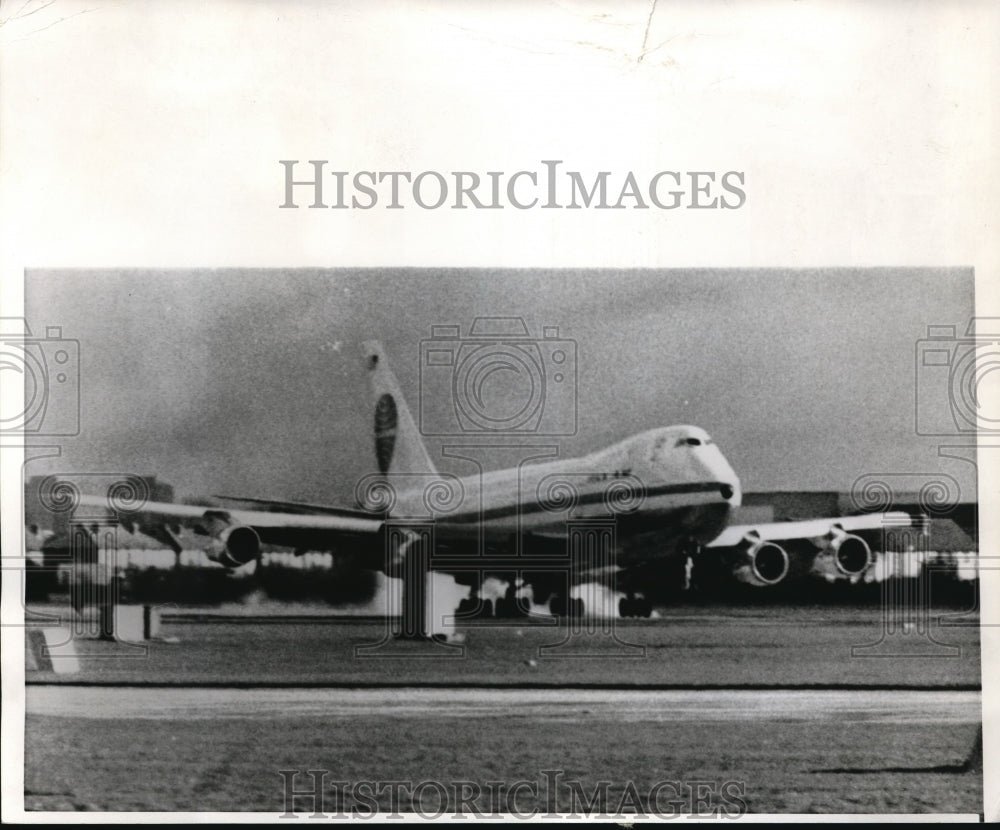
[569, 597, 585, 618]
[619, 598, 634, 618]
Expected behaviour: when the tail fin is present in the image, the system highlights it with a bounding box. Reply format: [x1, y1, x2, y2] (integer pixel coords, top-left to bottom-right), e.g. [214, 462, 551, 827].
[363, 341, 437, 476]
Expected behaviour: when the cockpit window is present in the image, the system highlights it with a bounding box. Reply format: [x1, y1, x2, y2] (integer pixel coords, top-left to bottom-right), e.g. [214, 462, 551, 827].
[676, 437, 702, 447]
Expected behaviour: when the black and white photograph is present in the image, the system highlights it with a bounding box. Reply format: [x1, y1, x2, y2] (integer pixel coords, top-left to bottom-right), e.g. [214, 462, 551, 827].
[11, 266, 985, 816]
[1, 1, 998, 823]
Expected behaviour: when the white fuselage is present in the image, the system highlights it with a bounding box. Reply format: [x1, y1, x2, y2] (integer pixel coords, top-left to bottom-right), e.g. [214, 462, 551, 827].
[391, 425, 741, 553]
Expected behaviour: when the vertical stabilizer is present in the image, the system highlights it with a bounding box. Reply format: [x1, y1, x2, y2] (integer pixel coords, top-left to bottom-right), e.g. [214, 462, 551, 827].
[363, 341, 438, 476]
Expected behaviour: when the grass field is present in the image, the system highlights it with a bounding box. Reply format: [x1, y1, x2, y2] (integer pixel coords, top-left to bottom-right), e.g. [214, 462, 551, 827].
[23, 604, 981, 687]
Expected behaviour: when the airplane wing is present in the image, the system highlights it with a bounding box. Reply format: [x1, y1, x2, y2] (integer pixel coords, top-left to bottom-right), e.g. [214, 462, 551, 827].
[704, 511, 924, 587]
[707, 511, 920, 548]
[74, 495, 383, 568]
[211, 495, 379, 518]
[75, 489, 597, 573]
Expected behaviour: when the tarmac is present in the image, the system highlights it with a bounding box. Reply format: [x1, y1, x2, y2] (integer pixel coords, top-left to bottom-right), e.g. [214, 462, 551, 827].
[21, 603, 984, 815]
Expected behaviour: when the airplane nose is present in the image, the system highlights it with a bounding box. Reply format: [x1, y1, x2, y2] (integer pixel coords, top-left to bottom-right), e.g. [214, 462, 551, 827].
[699, 444, 741, 505]
[723, 473, 742, 507]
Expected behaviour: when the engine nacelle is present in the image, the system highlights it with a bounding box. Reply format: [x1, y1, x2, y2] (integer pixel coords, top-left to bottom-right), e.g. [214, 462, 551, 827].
[810, 529, 872, 581]
[205, 524, 261, 568]
[729, 536, 791, 587]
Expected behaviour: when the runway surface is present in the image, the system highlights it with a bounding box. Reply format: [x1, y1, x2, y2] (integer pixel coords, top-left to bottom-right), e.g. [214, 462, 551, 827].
[22, 605, 984, 814]
[24, 684, 983, 814]
[27, 686, 981, 724]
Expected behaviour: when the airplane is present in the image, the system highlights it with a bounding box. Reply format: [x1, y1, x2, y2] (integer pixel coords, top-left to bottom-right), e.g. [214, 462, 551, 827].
[75, 339, 922, 639]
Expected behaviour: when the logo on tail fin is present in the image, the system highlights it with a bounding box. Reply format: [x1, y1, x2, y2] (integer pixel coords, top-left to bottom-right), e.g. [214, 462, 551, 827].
[364, 340, 438, 476]
[374, 393, 397, 474]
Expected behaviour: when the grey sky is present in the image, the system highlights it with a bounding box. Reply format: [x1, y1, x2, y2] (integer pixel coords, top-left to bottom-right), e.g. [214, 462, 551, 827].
[24, 268, 976, 504]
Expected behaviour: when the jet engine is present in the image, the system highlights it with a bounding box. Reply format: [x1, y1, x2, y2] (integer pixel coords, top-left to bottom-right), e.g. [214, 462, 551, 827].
[809, 528, 873, 581]
[728, 536, 791, 587]
[205, 524, 261, 568]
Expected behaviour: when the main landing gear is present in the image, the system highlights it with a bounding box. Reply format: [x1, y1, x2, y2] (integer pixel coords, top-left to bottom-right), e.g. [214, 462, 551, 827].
[618, 595, 653, 618]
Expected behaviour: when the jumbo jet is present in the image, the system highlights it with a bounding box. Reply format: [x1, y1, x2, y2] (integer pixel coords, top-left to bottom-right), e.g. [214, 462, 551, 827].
[76, 340, 917, 638]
